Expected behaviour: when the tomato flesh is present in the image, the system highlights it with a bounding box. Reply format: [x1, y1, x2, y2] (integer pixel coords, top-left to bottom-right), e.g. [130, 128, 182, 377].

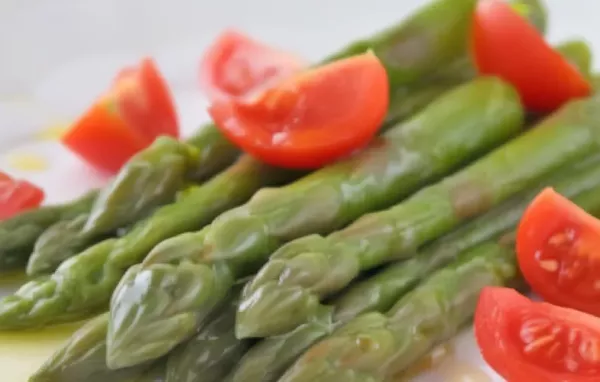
[209, 52, 389, 169]
[200, 29, 305, 102]
[0, 173, 45, 220]
[517, 188, 600, 316]
[476, 287, 600, 381]
[471, 0, 591, 112]
[62, 58, 179, 173]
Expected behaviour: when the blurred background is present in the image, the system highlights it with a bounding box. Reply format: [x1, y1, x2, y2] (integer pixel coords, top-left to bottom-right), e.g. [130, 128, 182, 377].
[0, 0, 594, 142]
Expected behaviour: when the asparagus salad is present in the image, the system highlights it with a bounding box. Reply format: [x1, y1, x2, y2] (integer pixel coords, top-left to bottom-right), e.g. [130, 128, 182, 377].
[1, 0, 600, 380]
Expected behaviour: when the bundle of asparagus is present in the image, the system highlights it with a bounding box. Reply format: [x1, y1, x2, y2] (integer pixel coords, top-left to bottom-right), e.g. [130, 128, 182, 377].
[32, 154, 600, 382]
[0, 0, 508, 333]
[107, 77, 524, 368]
[6, 0, 600, 381]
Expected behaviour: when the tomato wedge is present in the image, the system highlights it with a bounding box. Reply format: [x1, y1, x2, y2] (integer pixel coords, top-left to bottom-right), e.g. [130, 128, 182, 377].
[200, 29, 305, 102]
[0, 172, 45, 220]
[208, 52, 389, 169]
[516, 187, 600, 316]
[475, 287, 600, 382]
[62, 58, 179, 173]
[471, 0, 591, 112]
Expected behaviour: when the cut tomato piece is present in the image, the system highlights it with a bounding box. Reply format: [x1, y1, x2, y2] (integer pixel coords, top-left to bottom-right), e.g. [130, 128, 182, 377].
[200, 29, 305, 102]
[62, 58, 179, 173]
[471, 0, 591, 112]
[516, 187, 600, 316]
[475, 287, 600, 382]
[208, 52, 389, 169]
[0, 172, 45, 220]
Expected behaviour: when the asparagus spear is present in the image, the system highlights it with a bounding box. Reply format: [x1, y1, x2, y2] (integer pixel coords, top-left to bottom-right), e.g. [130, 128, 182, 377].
[237, 94, 600, 338]
[81, 136, 202, 237]
[165, 285, 251, 382]
[279, 239, 519, 382]
[224, 154, 600, 382]
[27, 214, 105, 276]
[106, 78, 523, 368]
[29, 313, 148, 382]
[0, 156, 297, 330]
[0, 191, 98, 272]
[25, 135, 219, 276]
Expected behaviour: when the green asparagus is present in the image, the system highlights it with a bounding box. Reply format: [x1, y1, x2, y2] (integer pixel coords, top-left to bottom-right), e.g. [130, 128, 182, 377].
[279, 240, 519, 382]
[81, 136, 201, 237]
[165, 285, 251, 382]
[106, 78, 523, 368]
[0, 156, 296, 330]
[27, 214, 107, 276]
[237, 94, 600, 338]
[25, 136, 218, 277]
[29, 313, 148, 382]
[557, 40, 593, 80]
[0, 190, 97, 272]
[224, 154, 600, 382]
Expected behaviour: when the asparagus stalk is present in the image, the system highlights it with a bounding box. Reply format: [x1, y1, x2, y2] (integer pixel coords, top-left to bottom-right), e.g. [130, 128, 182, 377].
[165, 285, 251, 382]
[237, 94, 600, 338]
[0, 190, 97, 272]
[27, 214, 106, 276]
[106, 78, 523, 368]
[29, 313, 148, 382]
[25, 135, 218, 276]
[279, 239, 519, 382]
[81, 136, 203, 238]
[224, 154, 600, 382]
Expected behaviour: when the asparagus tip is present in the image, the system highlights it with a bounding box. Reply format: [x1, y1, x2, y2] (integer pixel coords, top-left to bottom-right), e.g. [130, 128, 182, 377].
[236, 283, 325, 338]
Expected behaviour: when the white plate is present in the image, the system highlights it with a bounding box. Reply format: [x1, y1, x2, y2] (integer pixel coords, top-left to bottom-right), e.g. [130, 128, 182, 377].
[0, 0, 597, 380]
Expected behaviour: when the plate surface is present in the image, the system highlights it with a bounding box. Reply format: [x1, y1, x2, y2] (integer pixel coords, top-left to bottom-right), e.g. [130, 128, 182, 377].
[0, 0, 597, 380]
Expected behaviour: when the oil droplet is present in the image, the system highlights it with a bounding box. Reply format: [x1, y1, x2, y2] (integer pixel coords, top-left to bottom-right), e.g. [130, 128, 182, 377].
[7, 153, 49, 172]
[35, 124, 68, 141]
[436, 360, 492, 382]
[392, 343, 455, 381]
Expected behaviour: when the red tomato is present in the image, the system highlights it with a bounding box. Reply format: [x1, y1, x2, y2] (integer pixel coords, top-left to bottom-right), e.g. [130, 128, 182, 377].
[475, 287, 600, 382]
[199, 29, 305, 102]
[208, 52, 389, 169]
[471, 0, 591, 112]
[0, 172, 45, 220]
[62, 58, 179, 173]
[516, 187, 600, 316]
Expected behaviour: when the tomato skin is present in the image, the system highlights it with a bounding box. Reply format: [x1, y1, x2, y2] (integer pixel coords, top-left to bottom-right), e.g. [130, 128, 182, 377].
[471, 0, 591, 112]
[0, 173, 45, 220]
[209, 52, 389, 169]
[475, 287, 600, 382]
[62, 58, 179, 173]
[516, 188, 600, 316]
[199, 29, 305, 102]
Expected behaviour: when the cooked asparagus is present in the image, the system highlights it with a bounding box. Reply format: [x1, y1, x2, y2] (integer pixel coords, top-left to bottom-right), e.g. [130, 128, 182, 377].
[107, 78, 523, 368]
